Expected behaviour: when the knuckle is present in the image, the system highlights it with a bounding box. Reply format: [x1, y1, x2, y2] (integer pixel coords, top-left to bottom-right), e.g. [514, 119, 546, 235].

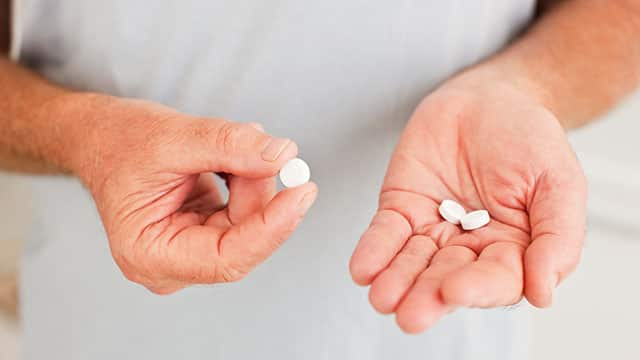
[214, 122, 247, 153]
[184, 121, 218, 147]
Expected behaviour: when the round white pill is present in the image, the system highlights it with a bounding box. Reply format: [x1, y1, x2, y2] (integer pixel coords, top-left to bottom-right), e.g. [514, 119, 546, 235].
[279, 158, 311, 188]
[439, 200, 467, 225]
[460, 210, 490, 231]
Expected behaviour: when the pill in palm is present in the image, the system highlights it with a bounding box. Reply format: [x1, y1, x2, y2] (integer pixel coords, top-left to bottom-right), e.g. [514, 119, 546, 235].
[460, 210, 490, 230]
[439, 200, 466, 225]
[279, 158, 311, 188]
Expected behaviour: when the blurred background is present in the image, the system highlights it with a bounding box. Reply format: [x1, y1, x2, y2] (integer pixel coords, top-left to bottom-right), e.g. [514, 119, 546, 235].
[1, 91, 639, 359]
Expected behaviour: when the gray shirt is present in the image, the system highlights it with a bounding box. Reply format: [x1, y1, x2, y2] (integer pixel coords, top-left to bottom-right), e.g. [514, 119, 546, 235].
[14, 1, 536, 359]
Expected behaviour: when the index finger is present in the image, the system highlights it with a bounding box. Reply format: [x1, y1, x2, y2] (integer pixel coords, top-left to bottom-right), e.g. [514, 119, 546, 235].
[350, 190, 439, 285]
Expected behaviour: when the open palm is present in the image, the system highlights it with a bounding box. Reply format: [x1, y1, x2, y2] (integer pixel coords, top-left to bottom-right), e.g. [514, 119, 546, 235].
[350, 84, 587, 333]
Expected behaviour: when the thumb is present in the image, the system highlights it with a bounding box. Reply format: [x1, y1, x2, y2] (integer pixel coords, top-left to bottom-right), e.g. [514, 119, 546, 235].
[164, 119, 298, 177]
[159, 182, 318, 285]
[227, 175, 276, 223]
[219, 182, 318, 276]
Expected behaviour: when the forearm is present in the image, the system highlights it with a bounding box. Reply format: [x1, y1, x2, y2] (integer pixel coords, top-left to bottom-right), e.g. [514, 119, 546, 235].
[0, 56, 92, 174]
[459, 0, 640, 129]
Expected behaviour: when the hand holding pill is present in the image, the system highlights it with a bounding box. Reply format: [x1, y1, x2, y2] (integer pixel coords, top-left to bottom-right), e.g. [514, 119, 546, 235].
[350, 84, 587, 334]
[79, 99, 318, 294]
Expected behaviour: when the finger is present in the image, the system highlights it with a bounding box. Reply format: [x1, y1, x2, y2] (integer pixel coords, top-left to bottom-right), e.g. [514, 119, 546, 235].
[369, 235, 438, 314]
[227, 175, 276, 223]
[218, 182, 318, 277]
[163, 183, 317, 284]
[378, 190, 440, 234]
[524, 170, 587, 308]
[167, 119, 298, 177]
[349, 210, 413, 286]
[440, 242, 525, 308]
[395, 246, 476, 334]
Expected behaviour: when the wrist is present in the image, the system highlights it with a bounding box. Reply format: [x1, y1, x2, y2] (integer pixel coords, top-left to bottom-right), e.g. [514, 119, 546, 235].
[38, 91, 119, 184]
[442, 44, 592, 130]
[442, 59, 565, 127]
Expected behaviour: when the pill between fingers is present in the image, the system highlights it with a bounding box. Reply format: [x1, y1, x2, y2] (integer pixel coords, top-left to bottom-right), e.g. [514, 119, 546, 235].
[279, 158, 311, 188]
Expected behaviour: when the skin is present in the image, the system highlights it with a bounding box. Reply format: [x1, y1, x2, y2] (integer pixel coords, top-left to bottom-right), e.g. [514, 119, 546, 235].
[350, 0, 640, 333]
[0, 0, 639, 332]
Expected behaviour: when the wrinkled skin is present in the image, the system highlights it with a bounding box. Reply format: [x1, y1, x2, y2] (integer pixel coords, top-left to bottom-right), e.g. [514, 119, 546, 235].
[80, 97, 317, 295]
[350, 80, 587, 334]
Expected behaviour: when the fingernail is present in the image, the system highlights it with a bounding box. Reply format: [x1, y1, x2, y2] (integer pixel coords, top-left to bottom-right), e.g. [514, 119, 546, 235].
[262, 138, 291, 162]
[298, 190, 318, 212]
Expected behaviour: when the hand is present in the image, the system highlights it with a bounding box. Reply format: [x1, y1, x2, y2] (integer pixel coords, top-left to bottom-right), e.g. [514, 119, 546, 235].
[349, 75, 587, 333]
[71, 95, 317, 294]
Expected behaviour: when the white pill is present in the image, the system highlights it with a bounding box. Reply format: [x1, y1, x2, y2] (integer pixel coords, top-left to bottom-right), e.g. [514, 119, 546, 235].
[439, 200, 466, 225]
[460, 210, 490, 231]
[279, 158, 311, 188]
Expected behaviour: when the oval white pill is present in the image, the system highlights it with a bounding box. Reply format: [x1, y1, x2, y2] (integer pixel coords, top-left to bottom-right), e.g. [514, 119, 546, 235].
[460, 210, 490, 231]
[439, 200, 467, 225]
[279, 158, 311, 188]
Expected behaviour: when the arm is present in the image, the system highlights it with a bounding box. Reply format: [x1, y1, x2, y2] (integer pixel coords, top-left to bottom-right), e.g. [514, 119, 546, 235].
[351, 0, 639, 333]
[0, 0, 78, 174]
[468, 0, 640, 129]
[0, 56, 81, 173]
